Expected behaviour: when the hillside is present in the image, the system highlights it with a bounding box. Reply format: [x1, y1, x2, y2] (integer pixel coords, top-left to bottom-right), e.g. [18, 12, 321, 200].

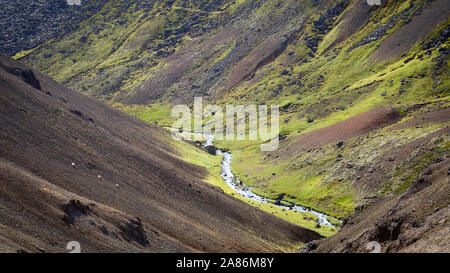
[0, 0, 109, 56]
[309, 152, 450, 252]
[0, 54, 319, 253]
[17, 0, 449, 103]
[5, 0, 450, 252]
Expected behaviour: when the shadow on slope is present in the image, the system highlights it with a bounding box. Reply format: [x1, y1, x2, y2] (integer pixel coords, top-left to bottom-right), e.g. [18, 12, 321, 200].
[0, 55, 320, 253]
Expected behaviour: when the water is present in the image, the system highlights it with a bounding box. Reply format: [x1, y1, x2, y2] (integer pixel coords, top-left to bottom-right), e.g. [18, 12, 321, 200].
[174, 130, 340, 228]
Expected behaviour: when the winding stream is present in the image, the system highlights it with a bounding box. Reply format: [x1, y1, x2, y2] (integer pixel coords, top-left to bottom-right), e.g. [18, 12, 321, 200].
[177, 131, 339, 228]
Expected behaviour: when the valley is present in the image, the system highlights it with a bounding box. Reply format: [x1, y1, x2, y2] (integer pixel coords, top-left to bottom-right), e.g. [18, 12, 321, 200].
[0, 54, 319, 252]
[173, 130, 341, 236]
[0, 0, 449, 253]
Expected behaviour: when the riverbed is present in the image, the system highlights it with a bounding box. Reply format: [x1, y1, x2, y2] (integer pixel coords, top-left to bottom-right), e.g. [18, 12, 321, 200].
[176, 131, 339, 228]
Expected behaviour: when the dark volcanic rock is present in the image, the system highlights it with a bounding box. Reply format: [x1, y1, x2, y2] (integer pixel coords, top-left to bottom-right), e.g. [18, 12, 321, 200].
[0, 0, 109, 56]
[119, 218, 150, 247]
[205, 145, 217, 155]
[313, 1, 348, 34]
[369, 217, 403, 243]
[351, 4, 419, 51]
[406, 176, 432, 196]
[62, 199, 91, 225]
[5, 67, 41, 90]
[297, 240, 319, 253]
[304, 1, 348, 53]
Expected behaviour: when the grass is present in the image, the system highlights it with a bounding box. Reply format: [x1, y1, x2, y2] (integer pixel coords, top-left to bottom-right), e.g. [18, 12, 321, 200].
[165, 128, 338, 237]
[118, 105, 338, 236]
[22, 0, 449, 230]
[116, 103, 175, 127]
[114, 31, 449, 219]
[383, 133, 450, 194]
[230, 146, 356, 219]
[204, 8, 449, 219]
[13, 47, 39, 60]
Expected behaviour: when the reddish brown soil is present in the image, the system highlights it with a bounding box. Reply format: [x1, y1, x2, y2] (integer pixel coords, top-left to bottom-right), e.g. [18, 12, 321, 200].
[392, 107, 450, 130]
[0, 55, 320, 253]
[223, 35, 291, 91]
[284, 106, 400, 153]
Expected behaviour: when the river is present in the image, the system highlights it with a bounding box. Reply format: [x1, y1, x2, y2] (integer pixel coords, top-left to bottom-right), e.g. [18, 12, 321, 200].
[176, 131, 339, 228]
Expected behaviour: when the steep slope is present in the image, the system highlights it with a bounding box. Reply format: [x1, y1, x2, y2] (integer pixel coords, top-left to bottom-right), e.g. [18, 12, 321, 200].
[0, 54, 320, 253]
[18, 0, 323, 101]
[11, 0, 450, 252]
[17, 0, 449, 105]
[0, 0, 109, 56]
[220, 0, 449, 219]
[309, 153, 450, 253]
